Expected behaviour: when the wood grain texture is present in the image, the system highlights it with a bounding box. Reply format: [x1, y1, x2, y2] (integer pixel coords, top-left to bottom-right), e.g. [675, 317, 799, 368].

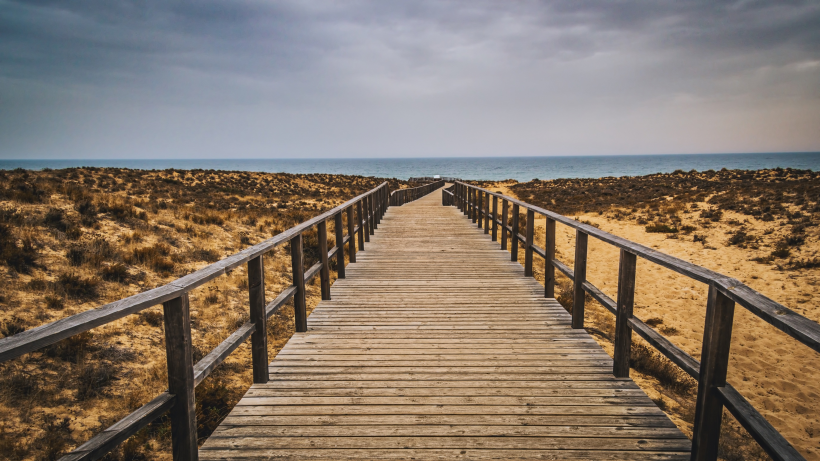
[201, 186, 689, 460]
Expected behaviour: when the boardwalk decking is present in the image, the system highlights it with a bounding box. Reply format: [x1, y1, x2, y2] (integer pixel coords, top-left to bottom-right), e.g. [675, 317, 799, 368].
[200, 186, 691, 460]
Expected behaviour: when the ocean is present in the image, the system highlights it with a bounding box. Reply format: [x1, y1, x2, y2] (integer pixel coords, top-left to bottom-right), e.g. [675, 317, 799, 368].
[2, 152, 819, 182]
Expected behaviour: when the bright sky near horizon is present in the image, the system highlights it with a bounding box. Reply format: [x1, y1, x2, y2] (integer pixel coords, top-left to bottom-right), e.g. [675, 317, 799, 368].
[1, 1, 819, 159]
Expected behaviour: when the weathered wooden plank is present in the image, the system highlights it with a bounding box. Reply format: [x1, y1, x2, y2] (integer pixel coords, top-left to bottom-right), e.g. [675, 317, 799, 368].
[200, 448, 689, 460]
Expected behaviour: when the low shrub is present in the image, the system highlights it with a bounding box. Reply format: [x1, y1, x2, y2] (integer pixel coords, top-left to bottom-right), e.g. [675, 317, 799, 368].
[727, 229, 751, 246]
[100, 263, 128, 283]
[790, 257, 820, 270]
[43, 208, 70, 232]
[140, 310, 164, 327]
[75, 361, 115, 400]
[700, 208, 723, 222]
[784, 234, 805, 247]
[45, 295, 65, 310]
[644, 318, 663, 327]
[127, 243, 175, 275]
[45, 331, 94, 362]
[35, 415, 73, 461]
[196, 377, 234, 442]
[56, 272, 100, 300]
[630, 343, 695, 394]
[0, 368, 39, 399]
[192, 248, 220, 262]
[190, 212, 224, 226]
[645, 223, 678, 233]
[1, 316, 26, 337]
[0, 223, 39, 273]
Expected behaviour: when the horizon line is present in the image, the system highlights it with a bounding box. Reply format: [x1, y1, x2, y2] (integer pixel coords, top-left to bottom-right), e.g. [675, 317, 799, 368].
[3, 151, 820, 161]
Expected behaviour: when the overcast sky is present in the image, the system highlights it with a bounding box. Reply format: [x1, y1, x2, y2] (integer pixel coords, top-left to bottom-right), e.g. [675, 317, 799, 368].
[1, 0, 819, 159]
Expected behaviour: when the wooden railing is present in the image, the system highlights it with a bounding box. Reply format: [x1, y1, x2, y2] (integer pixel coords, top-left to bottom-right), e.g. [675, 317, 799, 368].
[389, 179, 445, 206]
[408, 176, 461, 183]
[442, 184, 455, 206]
[0, 181, 422, 461]
[452, 181, 818, 461]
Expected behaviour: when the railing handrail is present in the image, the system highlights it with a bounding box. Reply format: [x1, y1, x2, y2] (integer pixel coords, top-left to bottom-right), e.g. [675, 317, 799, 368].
[453, 181, 814, 461]
[0, 182, 388, 363]
[455, 182, 820, 354]
[390, 179, 445, 206]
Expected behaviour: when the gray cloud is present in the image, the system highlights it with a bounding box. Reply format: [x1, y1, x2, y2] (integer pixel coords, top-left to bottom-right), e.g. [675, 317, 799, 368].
[1, 0, 819, 158]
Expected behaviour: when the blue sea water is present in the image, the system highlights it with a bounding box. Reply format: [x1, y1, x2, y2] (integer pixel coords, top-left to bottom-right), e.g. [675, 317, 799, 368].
[2, 152, 819, 182]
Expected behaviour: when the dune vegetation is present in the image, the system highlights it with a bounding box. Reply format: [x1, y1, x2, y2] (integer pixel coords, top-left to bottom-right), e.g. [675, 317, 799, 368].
[480, 168, 820, 460]
[0, 167, 406, 460]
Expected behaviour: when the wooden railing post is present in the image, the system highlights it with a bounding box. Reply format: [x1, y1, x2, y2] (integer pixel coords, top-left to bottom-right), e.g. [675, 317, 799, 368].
[318, 220, 330, 300]
[369, 193, 376, 234]
[491, 196, 498, 242]
[572, 230, 588, 329]
[362, 198, 370, 243]
[346, 206, 357, 263]
[248, 255, 268, 384]
[524, 209, 535, 276]
[357, 200, 367, 246]
[455, 184, 461, 211]
[381, 186, 387, 219]
[484, 192, 490, 234]
[511, 203, 519, 262]
[376, 187, 383, 224]
[470, 188, 477, 223]
[501, 199, 509, 250]
[290, 234, 307, 332]
[162, 294, 197, 461]
[613, 249, 636, 377]
[545, 218, 556, 298]
[334, 212, 346, 278]
[691, 286, 736, 461]
[477, 190, 483, 229]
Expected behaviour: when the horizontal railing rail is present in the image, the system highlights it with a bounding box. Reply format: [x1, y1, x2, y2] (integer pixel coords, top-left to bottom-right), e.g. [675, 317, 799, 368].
[452, 181, 815, 461]
[389, 179, 445, 206]
[0, 182, 397, 461]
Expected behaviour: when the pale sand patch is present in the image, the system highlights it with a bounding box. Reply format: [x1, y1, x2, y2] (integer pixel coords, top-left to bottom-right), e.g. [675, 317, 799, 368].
[489, 182, 820, 460]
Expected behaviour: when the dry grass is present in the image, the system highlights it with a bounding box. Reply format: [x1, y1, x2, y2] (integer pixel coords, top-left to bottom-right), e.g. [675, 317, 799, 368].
[0, 167, 406, 460]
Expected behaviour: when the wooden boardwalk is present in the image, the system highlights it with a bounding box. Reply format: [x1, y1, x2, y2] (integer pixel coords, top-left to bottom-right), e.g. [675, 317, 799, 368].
[200, 186, 691, 460]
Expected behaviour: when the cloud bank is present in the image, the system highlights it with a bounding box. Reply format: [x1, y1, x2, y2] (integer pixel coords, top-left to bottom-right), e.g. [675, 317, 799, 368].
[1, 0, 819, 158]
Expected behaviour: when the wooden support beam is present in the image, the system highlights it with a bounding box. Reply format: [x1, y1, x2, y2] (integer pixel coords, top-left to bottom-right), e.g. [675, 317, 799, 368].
[511, 203, 520, 262]
[545, 217, 555, 298]
[525, 209, 535, 276]
[290, 234, 307, 332]
[162, 294, 197, 461]
[691, 286, 736, 461]
[346, 206, 356, 263]
[247, 255, 268, 384]
[491, 196, 498, 241]
[476, 191, 484, 229]
[334, 212, 346, 278]
[318, 221, 330, 300]
[572, 230, 588, 329]
[613, 250, 636, 378]
[484, 192, 490, 234]
[501, 199, 509, 250]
